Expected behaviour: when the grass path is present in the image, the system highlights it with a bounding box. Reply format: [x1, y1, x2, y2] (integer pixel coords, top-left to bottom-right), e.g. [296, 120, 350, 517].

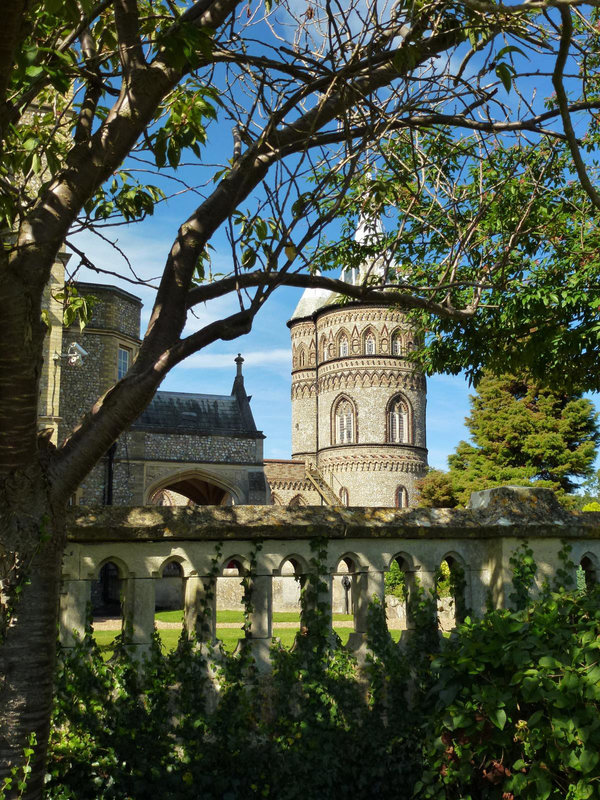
[92, 609, 402, 654]
[91, 609, 402, 655]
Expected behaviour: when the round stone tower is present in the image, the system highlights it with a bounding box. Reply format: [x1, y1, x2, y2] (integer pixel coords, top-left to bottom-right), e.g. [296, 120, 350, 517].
[287, 221, 428, 507]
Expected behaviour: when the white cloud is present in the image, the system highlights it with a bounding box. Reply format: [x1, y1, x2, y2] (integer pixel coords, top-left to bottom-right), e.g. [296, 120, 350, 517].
[184, 348, 291, 369]
[182, 294, 240, 335]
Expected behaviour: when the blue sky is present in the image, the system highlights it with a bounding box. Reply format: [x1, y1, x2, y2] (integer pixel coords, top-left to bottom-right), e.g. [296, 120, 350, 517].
[72, 217, 475, 469]
[64, 11, 599, 475]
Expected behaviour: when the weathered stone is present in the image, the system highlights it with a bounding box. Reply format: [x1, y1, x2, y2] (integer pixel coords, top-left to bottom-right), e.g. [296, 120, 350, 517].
[60, 488, 600, 669]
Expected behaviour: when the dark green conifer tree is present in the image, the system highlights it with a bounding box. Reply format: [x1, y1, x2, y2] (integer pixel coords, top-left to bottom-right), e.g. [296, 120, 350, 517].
[447, 374, 599, 506]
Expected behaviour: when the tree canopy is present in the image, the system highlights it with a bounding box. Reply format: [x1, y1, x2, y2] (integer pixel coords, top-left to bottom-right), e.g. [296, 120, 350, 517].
[5, 0, 600, 795]
[421, 373, 600, 507]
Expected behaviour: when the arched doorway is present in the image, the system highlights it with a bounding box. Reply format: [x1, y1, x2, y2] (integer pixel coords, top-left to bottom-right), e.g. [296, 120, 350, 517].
[148, 473, 235, 506]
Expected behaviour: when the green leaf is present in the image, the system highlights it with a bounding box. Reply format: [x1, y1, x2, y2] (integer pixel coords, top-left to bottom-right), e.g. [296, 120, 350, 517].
[241, 249, 256, 269]
[495, 62, 515, 93]
[489, 707, 507, 729]
[579, 749, 599, 774]
[496, 45, 529, 61]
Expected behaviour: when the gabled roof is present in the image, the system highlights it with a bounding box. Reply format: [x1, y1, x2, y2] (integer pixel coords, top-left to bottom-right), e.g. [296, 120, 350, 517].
[132, 354, 264, 438]
[132, 390, 263, 439]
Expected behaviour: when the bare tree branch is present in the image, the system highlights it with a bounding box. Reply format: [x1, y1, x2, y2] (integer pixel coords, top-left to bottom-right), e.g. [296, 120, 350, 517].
[552, 6, 600, 210]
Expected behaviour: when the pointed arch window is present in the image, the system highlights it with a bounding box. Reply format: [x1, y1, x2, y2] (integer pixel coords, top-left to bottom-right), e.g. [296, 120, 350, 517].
[391, 333, 403, 356]
[334, 398, 355, 444]
[339, 487, 349, 506]
[339, 336, 349, 357]
[388, 396, 410, 444]
[365, 333, 376, 355]
[299, 348, 306, 367]
[395, 485, 408, 508]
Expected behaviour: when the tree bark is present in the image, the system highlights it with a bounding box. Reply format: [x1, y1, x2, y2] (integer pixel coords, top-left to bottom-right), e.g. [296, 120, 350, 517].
[0, 468, 65, 800]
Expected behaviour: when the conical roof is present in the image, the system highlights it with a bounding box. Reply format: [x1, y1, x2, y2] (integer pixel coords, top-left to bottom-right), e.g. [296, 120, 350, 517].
[289, 215, 390, 322]
[289, 278, 332, 321]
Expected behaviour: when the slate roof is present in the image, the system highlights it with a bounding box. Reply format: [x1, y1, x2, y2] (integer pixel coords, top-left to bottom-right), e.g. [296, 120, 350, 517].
[132, 390, 264, 438]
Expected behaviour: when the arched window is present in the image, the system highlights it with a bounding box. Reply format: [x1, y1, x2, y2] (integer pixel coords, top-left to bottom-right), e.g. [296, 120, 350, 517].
[339, 487, 349, 506]
[299, 347, 306, 367]
[365, 333, 376, 355]
[162, 561, 183, 578]
[395, 485, 408, 508]
[339, 336, 349, 357]
[334, 397, 355, 444]
[391, 333, 403, 356]
[388, 396, 410, 443]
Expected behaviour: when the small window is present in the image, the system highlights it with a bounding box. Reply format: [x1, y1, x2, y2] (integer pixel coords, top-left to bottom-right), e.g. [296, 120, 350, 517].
[334, 398, 355, 444]
[395, 486, 408, 508]
[339, 487, 349, 506]
[365, 335, 375, 355]
[389, 397, 410, 443]
[339, 337, 349, 357]
[392, 335, 403, 356]
[162, 561, 183, 578]
[118, 346, 130, 379]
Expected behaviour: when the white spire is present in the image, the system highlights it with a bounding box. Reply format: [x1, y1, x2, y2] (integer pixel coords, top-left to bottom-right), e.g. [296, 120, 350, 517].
[341, 214, 387, 286]
[290, 269, 331, 320]
[354, 213, 384, 245]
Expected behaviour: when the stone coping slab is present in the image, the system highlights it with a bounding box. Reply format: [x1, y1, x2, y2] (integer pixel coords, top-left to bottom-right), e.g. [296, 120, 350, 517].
[67, 487, 600, 543]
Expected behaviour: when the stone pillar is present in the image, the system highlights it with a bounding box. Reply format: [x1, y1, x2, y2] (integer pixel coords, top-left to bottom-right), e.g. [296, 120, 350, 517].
[59, 579, 91, 646]
[353, 569, 386, 634]
[403, 568, 419, 631]
[401, 562, 438, 645]
[347, 569, 385, 655]
[245, 574, 273, 671]
[300, 572, 333, 638]
[123, 575, 155, 656]
[183, 575, 217, 643]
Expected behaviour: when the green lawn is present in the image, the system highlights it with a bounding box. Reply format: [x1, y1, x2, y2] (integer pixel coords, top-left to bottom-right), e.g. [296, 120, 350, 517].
[93, 625, 401, 657]
[154, 609, 353, 624]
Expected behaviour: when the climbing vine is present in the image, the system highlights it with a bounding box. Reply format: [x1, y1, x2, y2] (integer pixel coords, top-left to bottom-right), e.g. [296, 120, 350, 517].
[43, 541, 600, 800]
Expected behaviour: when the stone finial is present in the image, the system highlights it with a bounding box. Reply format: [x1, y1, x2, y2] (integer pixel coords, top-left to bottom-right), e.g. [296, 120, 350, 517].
[235, 353, 244, 377]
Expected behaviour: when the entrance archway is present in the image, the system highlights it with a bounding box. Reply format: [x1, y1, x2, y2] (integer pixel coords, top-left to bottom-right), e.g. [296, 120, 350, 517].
[147, 472, 235, 506]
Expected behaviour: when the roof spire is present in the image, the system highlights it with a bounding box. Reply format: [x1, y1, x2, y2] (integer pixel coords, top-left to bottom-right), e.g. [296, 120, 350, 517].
[235, 353, 244, 377]
[354, 212, 384, 244]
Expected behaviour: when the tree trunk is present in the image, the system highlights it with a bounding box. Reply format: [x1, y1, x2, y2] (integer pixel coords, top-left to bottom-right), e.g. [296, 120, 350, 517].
[0, 466, 65, 800]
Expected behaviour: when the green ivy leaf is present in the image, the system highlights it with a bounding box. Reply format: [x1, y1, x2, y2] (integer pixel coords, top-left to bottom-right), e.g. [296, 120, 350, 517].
[489, 707, 507, 729]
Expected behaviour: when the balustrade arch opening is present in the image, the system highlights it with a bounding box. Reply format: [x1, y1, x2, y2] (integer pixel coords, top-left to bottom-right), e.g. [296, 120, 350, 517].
[155, 559, 184, 612]
[578, 554, 598, 592]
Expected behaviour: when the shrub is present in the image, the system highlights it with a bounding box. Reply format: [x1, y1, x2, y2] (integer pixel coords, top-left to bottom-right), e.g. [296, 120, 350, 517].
[46, 542, 600, 800]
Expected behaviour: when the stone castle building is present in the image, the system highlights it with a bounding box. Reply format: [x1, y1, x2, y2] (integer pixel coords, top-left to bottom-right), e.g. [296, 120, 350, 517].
[264, 219, 428, 507]
[40, 218, 427, 510]
[39, 264, 268, 507]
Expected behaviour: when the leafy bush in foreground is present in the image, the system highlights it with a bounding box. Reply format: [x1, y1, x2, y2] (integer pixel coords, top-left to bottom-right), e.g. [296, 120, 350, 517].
[416, 590, 600, 800]
[45, 543, 600, 800]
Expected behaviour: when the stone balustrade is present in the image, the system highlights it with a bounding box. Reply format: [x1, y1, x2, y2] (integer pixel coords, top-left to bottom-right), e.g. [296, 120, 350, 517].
[60, 487, 600, 668]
